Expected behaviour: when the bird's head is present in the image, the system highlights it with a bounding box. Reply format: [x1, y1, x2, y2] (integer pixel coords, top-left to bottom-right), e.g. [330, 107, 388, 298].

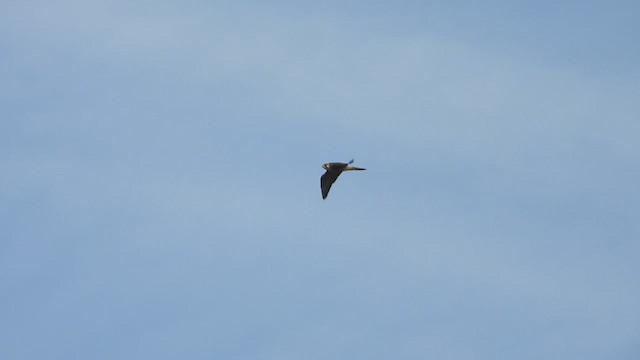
[322, 163, 330, 170]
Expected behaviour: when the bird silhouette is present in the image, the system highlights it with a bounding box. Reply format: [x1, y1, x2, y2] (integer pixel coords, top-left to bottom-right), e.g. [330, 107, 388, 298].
[320, 159, 366, 199]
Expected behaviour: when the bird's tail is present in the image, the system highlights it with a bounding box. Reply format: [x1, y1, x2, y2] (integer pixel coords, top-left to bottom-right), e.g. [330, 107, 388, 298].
[344, 165, 366, 171]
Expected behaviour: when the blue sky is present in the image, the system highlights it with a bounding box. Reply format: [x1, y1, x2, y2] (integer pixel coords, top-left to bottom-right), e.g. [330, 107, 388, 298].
[1, 1, 639, 359]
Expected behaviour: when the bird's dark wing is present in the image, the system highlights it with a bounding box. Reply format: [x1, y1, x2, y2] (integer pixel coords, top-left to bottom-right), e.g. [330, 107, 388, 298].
[321, 170, 342, 199]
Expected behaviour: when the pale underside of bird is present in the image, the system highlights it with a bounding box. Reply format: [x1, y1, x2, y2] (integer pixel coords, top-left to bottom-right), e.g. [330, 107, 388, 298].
[321, 159, 366, 199]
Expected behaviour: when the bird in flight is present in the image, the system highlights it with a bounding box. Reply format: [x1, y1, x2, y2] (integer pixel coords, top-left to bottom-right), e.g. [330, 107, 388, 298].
[321, 159, 366, 199]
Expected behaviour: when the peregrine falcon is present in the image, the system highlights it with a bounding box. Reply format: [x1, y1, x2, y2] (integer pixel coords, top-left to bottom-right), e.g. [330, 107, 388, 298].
[321, 159, 366, 199]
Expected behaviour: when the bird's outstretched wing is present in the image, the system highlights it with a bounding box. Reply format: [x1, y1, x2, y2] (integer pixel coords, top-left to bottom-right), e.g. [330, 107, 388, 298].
[321, 170, 342, 199]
